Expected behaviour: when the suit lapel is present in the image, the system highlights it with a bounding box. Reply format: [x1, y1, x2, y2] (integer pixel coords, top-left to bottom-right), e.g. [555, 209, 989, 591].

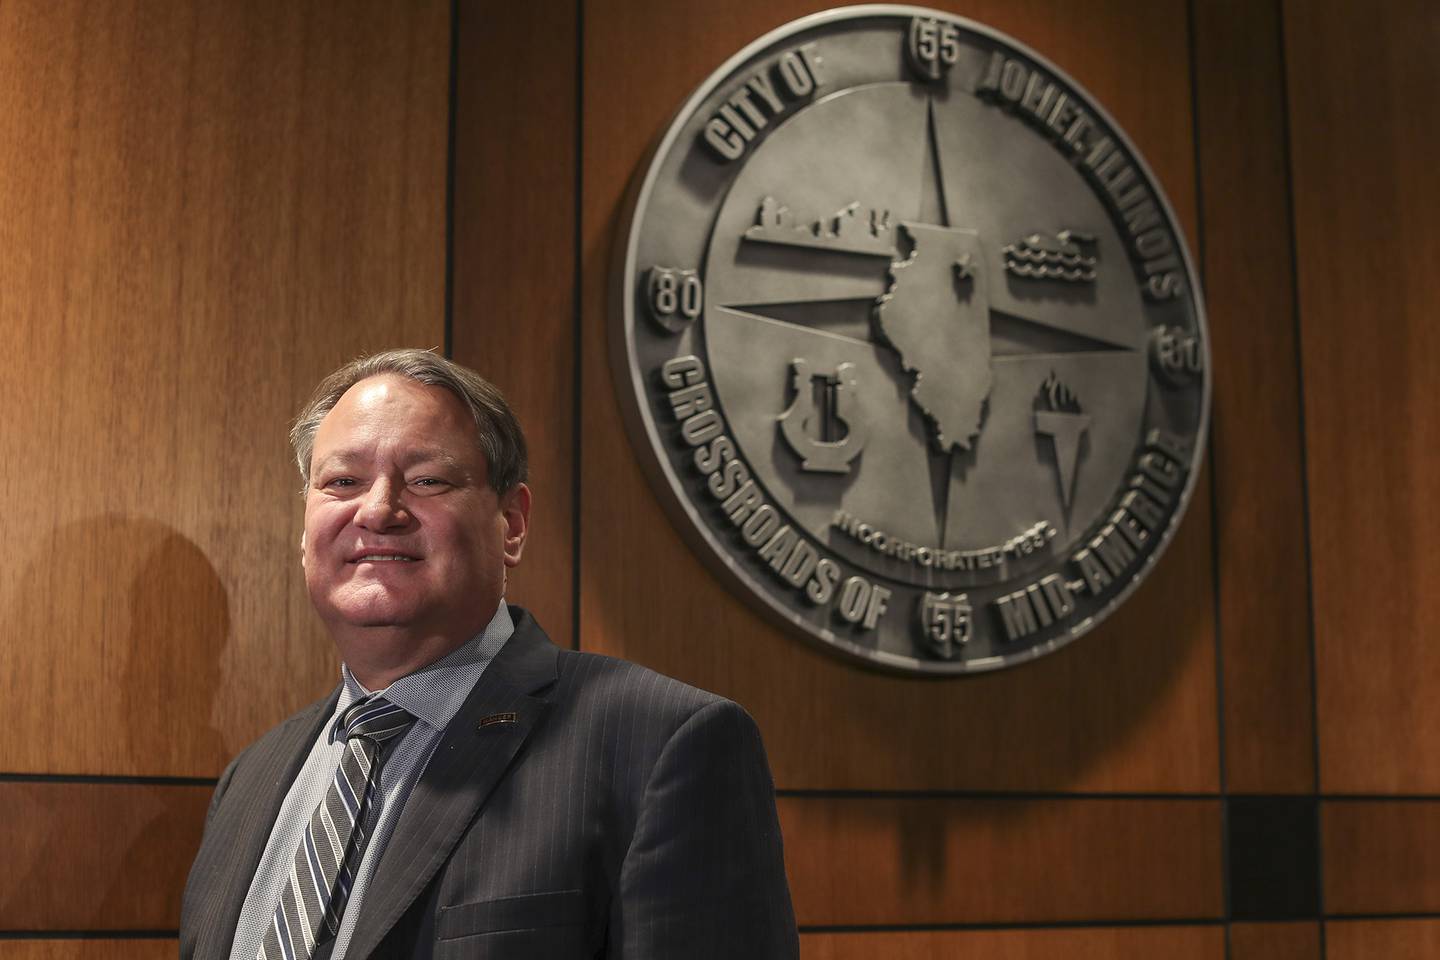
[344, 611, 559, 960]
[191, 690, 338, 960]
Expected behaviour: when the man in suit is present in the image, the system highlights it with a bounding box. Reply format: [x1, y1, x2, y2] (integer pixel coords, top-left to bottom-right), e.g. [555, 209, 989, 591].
[180, 349, 798, 959]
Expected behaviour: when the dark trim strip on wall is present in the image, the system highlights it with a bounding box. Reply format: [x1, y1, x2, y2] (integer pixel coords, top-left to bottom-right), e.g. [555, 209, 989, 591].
[779, 788, 1219, 801]
[799, 918, 1227, 934]
[0, 931, 179, 940]
[0, 773, 217, 787]
[800, 914, 1440, 935]
[1322, 795, 1440, 803]
[780, 788, 1440, 801]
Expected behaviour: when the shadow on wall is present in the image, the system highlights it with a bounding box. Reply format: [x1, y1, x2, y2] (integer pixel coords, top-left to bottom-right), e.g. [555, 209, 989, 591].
[1, 515, 230, 927]
[3, 514, 230, 772]
[124, 518, 232, 767]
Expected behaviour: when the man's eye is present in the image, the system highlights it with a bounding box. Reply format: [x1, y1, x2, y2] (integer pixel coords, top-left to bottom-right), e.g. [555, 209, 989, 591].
[412, 477, 447, 488]
[324, 477, 357, 488]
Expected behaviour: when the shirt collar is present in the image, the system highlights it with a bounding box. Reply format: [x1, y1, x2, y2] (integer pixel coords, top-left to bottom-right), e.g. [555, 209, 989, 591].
[333, 602, 515, 740]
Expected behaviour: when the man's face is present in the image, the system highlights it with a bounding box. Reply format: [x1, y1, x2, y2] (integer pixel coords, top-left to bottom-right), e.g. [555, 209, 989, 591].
[302, 375, 528, 643]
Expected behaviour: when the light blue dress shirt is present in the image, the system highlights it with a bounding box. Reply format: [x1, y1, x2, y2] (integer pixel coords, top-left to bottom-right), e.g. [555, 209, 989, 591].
[228, 603, 514, 960]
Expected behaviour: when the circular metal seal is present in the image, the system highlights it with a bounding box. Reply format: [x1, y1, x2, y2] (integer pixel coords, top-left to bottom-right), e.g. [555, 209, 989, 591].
[612, 6, 1209, 675]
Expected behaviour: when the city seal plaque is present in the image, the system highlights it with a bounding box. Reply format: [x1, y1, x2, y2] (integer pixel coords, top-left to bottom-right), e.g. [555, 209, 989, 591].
[612, 6, 1209, 674]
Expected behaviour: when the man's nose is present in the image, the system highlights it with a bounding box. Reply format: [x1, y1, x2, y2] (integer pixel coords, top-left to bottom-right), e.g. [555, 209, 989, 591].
[355, 477, 411, 530]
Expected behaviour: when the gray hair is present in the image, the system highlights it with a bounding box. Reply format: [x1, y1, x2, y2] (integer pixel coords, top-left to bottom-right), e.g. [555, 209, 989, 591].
[289, 349, 528, 494]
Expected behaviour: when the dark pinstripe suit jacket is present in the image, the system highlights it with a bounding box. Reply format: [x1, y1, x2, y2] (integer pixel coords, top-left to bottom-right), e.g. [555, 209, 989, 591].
[179, 607, 798, 959]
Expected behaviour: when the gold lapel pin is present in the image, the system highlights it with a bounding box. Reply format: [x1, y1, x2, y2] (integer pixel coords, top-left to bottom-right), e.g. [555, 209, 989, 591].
[478, 712, 518, 729]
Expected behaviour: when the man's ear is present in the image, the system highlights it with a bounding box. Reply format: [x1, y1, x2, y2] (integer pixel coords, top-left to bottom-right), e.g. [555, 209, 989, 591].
[501, 482, 532, 568]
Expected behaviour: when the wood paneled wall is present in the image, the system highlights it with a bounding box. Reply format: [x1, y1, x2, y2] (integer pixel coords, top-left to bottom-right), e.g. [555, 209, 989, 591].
[2, 0, 1436, 957]
[0, 0, 450, 948]
[1288, 0, 1440, 797]
[0, 0, 449, 780]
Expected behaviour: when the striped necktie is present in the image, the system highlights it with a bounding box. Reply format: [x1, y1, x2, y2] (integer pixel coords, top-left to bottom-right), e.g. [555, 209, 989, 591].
[257, 695, 416, 960]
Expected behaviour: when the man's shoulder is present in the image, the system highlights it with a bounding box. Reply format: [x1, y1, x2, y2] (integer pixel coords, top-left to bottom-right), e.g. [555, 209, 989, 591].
[510, 605, 731, 719]
[507, 607, 749, 747]
[554, 645, 728, 719]
[538, 646, 770, 809]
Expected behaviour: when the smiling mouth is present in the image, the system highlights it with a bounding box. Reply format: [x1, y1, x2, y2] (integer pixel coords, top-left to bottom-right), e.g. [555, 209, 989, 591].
[352, 555, 418, 563]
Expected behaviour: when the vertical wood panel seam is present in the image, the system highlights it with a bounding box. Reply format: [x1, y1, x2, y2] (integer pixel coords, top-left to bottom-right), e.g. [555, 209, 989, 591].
[443, 0, 459, 358]
[1274, 0, 1326, 954]
[570, 0, 585, 652]
[1185, 1, 1231, 954]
